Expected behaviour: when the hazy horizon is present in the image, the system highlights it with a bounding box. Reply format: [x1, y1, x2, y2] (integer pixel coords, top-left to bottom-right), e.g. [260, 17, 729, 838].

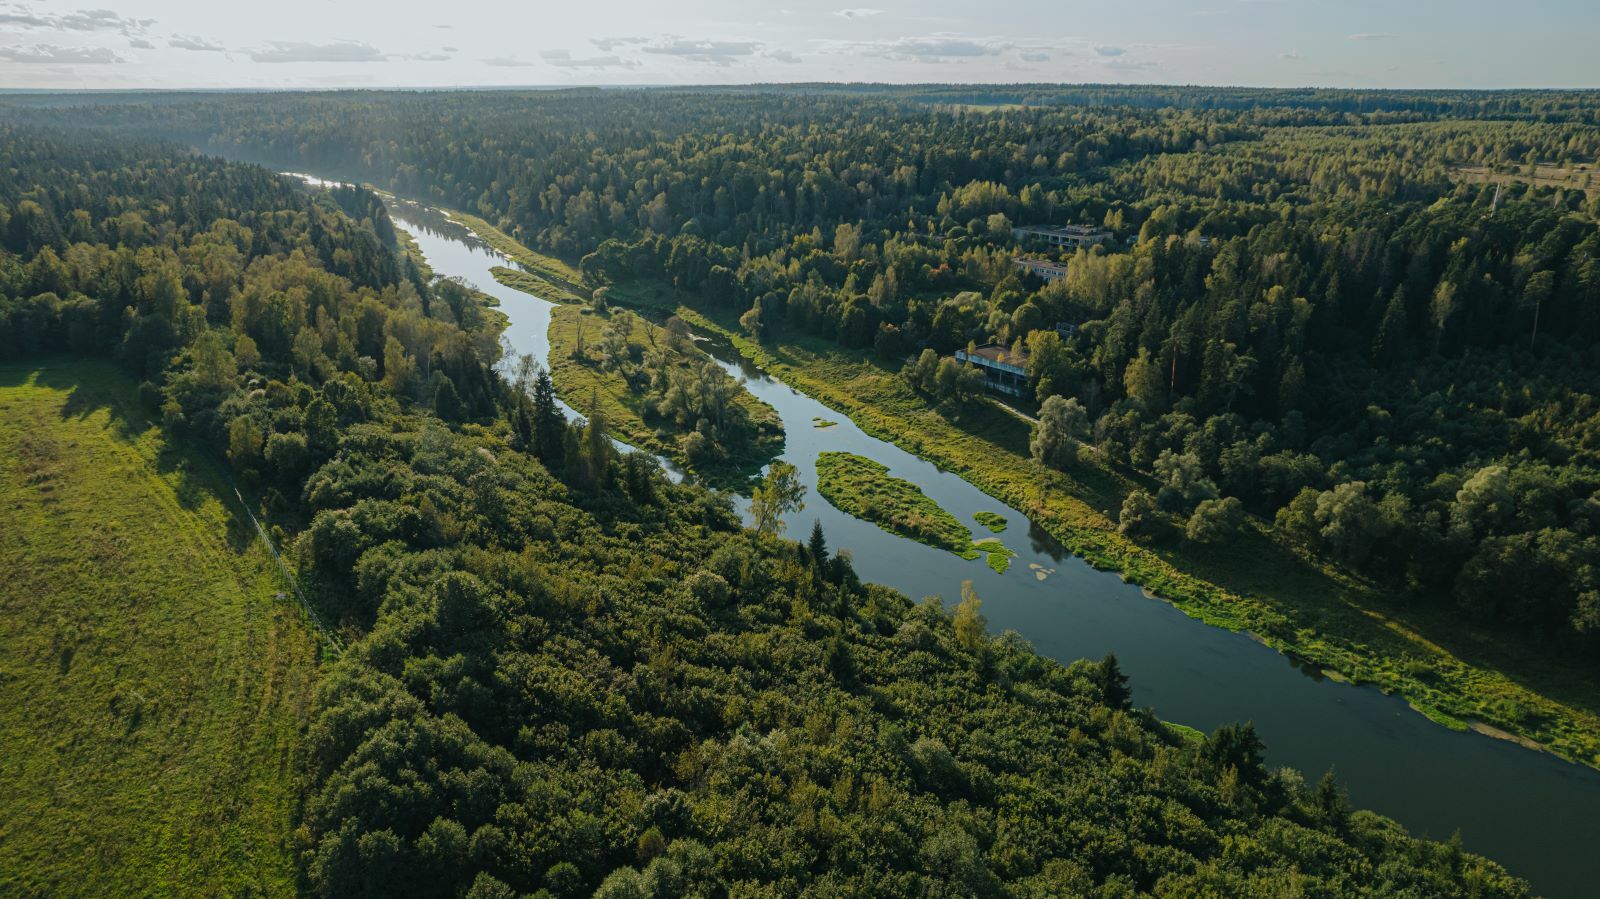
[1, 0, 1597, 92]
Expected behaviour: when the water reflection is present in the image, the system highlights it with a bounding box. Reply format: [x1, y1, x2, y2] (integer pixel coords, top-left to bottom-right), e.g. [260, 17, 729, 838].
[1026, 519, 1069, 563]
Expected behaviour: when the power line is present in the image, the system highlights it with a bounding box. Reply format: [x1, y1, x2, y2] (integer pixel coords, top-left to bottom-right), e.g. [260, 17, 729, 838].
[234, 487, 343, 656]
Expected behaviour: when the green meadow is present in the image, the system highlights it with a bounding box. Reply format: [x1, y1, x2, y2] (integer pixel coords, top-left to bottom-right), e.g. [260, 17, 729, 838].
[0, 360, 318, 897]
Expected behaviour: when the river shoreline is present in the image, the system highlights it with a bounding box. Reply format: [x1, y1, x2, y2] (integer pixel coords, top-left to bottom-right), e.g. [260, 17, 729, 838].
[613, 278, 1600, 770]
[334, 178, 1600, 896]
[374, 182, 1600, 773]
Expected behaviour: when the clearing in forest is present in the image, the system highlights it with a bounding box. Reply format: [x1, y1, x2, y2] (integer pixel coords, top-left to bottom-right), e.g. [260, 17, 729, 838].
[0, 360, 317, 898]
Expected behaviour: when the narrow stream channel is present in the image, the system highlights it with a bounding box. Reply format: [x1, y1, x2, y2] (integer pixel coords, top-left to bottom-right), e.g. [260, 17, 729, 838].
[373, 189, 1599, 897]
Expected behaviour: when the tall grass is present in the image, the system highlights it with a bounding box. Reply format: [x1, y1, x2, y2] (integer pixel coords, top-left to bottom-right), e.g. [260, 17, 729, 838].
[0, 360, 318, 897]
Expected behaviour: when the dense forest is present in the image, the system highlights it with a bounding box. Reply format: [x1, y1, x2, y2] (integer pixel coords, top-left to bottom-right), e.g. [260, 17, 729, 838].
[0, 120, 1536, 895]
[11, 86, 1593, 649]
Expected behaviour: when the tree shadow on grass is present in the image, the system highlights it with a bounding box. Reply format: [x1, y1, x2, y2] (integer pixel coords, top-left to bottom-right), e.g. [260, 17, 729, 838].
[6, 357, 260, 554]
[2, 358, 152, 444]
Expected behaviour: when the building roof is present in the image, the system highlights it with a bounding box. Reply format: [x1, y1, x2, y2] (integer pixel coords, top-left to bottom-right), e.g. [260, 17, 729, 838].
[962, 343, 1028, 367]
[1015, 257, 1069, 276]
[1014, 223, 1113, 238]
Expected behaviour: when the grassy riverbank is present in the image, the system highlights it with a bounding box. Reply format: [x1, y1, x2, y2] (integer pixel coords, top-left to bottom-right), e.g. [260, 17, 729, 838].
[546, 304, 783, 489]
[443, 211, 1600, 769]
[0, 360, 317, 896]
[394, 225, 434, 282]
[447, 212, 591, 304]
[488, 265, 583, 304]
[601, 282, 1600, 770]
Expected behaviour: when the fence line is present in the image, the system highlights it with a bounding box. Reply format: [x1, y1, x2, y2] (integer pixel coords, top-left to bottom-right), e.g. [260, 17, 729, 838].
[234, 487, 343, 656]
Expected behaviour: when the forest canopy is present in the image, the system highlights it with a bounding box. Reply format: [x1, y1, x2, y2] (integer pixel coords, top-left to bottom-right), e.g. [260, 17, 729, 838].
[0, 102, 1549, 896]
[17, 85, 1591, 644]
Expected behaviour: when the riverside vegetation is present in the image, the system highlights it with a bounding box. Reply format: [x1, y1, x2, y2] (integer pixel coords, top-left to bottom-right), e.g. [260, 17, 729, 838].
[48, 86, 1600, 766]
[974, 511, 1009, 533]
[0, 118, 1540, 895]
[816, 450, 1014, 572]
[546, 303, 784, 488]
[816, 450, 972, 553]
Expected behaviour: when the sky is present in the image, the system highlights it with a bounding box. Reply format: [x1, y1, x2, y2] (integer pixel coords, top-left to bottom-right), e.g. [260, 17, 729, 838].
[1, 0, 1597, 91]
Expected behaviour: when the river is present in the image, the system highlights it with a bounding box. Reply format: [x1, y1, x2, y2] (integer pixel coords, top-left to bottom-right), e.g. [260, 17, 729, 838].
[375, 192, 1600, 897]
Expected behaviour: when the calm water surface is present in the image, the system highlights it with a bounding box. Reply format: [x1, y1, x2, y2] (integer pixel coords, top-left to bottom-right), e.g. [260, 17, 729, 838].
[378, 193, 1600, 898]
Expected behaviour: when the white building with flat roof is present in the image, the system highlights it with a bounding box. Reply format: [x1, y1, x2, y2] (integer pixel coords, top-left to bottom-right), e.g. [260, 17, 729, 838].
[1011, 224, 1113, 250]
[1014, 257, 1070, 282]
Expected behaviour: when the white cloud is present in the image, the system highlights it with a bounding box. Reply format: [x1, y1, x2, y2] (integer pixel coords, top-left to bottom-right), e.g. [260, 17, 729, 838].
[834, 8, 883, 18]
[169, 35, 225, 52]
[640, 38, 763, 65]
[843, 35, 1006, 59]
[592, 37, 648, 51]
[484, 55, 538, 67]
[577, 35, 790, 67]
[1094, 45, 1126, 57]
[0, 5, 153, 35]
[540, 49, 640, 69]
[128, 37, 154, 50]
[822, 34, 1075, 64]
[249, 41, 385, 63]
[1347, 32, 1396, 41]
[0, 43, 123, 63]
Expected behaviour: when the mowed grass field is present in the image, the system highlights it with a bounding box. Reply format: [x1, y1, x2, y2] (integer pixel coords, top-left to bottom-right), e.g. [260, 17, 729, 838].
[0, 359, 318, 897]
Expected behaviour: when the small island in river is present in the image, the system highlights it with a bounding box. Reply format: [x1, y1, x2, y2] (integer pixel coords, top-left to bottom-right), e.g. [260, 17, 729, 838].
[817, 451, 1013, 571]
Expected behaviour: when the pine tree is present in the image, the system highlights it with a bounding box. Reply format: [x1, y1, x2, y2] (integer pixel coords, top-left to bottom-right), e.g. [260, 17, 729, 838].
[584, 389, 610, 487]
[1314, 769, 1349, 826]
[433, 375, 461, 422]
[509, 398, 533, 451]
[1372, 286, 1408, 365]
[532, 370, 564, 463]
[807, 519, 829, 568]
[1094, 652, 1132, 710]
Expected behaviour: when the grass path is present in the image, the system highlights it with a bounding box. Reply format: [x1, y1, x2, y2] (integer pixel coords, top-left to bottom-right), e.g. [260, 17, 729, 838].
[0, 360, 317, 897]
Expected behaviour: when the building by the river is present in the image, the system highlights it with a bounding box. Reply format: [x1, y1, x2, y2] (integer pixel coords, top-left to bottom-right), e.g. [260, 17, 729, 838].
[956, 343, 1031, 398]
